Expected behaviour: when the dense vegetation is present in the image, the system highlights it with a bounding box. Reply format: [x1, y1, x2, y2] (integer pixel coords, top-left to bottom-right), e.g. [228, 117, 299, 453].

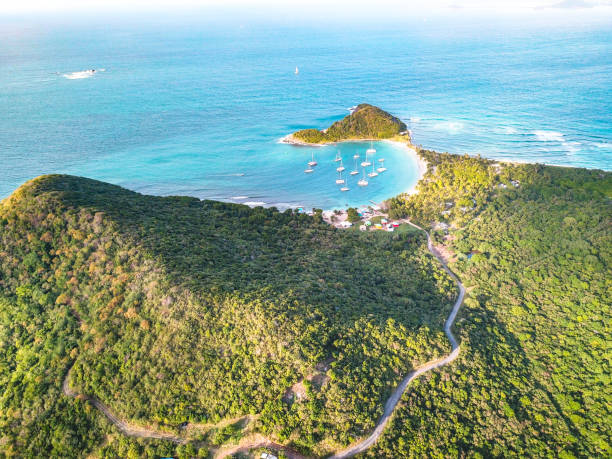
[370, 150, 612, 457]
[0, 175, 455, 457]
[292, 104, 407, 144]
[2, 147, 609, 458]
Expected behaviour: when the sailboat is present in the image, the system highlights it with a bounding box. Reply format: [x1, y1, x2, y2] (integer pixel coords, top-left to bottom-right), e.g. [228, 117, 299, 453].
[304, 165, 314, 173]
[368, 162, 379, 178]
[358, 168, 369, 187]
[353, 153, 360, 159]
[308, 151, 317, 167]
[377, 158, 387, 173]
[334, 151, 342, 162]
[361, 151, 372, 167]
[335, 171, 345, 185]
[366, 142, 376, 155]
[336, 159, 345, 172]
[295, 66, 299, 75]
[350, 156, 359, 175]
[340, 177, 350, 192]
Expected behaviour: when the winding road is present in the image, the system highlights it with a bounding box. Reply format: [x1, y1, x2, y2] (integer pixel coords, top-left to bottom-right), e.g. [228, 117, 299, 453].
[62, 220, 465, 459]
[329, 220, 465, 458]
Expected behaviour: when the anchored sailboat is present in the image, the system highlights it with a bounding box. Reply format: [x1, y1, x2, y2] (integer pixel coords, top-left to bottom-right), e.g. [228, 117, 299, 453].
[350, 156, 359, 175]
[368, 162, 379, 178]
[358, 168, 368, 187]
[334, 151, 342, 162]
[336, 159, 345, 172]
[366, 142, 376, 155]
[308, 151, 317, 167]
[377, 158, 387, 173]
[335, 171, 345, 184]
[360, 151, 372, 167]
[340, 175, 350, 192]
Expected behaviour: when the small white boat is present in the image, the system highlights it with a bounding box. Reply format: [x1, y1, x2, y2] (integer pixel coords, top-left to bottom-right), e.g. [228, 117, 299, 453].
[334, 151, 342, 162]
[358, 169, 368, 187]
[368, 162, 379, 178]
[366, 148, 376, 155]
[350, 170, 359, 175]
[341, 183, 349, 192]
[361, 160, 372, 167]
[377, 166, 387, 173]
[378, 158, 385, 162]
[350, 156, 359, 175]
[308, 151, 317, 167]
[304, 165, 314, 173]
[336, 159, 345, 172]
[295, 66, 299, 75]
[335, 178, 345, 184]
[353, 153, 360, 159]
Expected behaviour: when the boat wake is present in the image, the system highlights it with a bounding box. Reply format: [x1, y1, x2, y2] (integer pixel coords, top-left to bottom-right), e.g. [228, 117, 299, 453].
[63, 68, 105, 79]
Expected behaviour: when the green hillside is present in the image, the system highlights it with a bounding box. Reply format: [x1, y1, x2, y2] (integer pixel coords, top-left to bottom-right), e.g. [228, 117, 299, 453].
[376, 152, 612, 458]
[0, 175, 455, 457]
[291, 104, 408, 144]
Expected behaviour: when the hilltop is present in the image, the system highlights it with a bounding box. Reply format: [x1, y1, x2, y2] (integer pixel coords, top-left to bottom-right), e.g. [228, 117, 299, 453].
[287, 104, 408, 144]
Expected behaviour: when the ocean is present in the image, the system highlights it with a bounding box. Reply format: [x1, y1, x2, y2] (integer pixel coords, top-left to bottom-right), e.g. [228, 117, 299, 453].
[1, 14, 611, 209]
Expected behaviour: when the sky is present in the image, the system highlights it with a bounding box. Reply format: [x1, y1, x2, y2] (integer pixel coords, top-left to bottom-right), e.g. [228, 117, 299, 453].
[2, 0, 612, 15]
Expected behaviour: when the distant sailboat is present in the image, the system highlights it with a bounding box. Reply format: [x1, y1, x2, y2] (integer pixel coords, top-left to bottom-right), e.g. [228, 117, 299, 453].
[304, 166, 314, 173]
[335, 171, 345, 185]
[308, 151, 317, 167]
[353, 153, 360, 159]
[340, 177, 350, 192]
[366, 142, 376, 155]
[334, 151, 342, 162]
[350, 156, 359, 175]
[295, 66, 299, 75]
[358, 168, 369, 187]
[361, 151, 372, 167]
[368, 162, 379, 178]
[377, 158, 387, 173]
[336, 159, 345, 172]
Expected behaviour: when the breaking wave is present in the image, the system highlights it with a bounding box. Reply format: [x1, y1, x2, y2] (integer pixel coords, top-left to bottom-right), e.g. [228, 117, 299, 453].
[533, 130, 564, 142]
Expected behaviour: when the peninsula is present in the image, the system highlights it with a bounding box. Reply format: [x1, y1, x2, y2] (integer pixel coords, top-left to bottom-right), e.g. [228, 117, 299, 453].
[284, 104, 409, 145]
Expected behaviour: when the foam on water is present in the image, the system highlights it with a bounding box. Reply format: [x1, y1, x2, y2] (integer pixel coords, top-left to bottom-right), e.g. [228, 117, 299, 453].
[532, 130, 565, 142]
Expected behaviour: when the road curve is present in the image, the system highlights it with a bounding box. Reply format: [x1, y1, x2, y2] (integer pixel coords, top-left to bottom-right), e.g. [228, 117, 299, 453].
[61, 220, 464, 458]
[329, 220, 465, 458]
[62, 364, 186, 444]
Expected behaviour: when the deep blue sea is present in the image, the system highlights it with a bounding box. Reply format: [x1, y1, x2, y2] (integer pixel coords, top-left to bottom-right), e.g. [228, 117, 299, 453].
[1, 15, 611, 209]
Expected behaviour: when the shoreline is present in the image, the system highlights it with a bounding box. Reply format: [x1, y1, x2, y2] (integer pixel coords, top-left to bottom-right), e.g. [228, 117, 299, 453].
[382, 139, 428, 197]
[280, 132, 428, 210]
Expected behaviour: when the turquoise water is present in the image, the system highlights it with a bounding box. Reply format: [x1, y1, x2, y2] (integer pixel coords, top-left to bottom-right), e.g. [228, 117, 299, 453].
[1, 16, 611, 209]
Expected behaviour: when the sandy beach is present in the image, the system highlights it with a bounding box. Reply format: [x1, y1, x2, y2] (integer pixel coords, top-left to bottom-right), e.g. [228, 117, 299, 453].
[383, 139, 428, 196]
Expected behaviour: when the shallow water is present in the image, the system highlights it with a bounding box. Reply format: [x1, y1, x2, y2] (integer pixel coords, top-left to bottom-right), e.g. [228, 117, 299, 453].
[1, 16, 610, 208]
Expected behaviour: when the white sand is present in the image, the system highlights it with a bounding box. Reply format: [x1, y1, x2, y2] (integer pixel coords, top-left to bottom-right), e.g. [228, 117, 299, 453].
[383, 140, 428, 196]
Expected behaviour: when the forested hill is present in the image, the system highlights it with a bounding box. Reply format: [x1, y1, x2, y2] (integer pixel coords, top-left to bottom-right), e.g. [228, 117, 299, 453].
[0, 174, 455, 457]
[375, 152, 612, 457]
[290, 104, 408, 144]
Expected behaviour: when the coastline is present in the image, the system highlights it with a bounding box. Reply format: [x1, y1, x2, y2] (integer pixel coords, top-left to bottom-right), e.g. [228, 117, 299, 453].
[382, 139, 428, 196]
[279, 132, 428, 211]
